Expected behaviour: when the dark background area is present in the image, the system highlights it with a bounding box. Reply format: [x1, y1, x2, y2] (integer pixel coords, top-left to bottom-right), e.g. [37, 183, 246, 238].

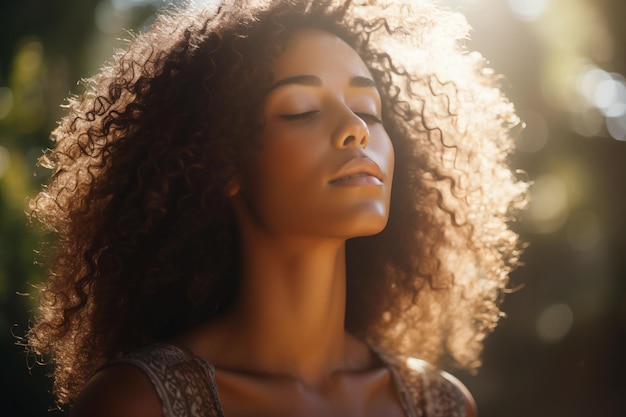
[1, 0, 624, 416]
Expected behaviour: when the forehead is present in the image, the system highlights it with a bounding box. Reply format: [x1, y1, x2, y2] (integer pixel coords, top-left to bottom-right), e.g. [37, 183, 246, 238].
[271, 28, 372, 81]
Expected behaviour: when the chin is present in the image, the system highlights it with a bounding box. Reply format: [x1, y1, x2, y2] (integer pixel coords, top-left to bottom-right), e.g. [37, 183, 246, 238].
[330, 200, 390, 238]
[345, 214, 389, 238]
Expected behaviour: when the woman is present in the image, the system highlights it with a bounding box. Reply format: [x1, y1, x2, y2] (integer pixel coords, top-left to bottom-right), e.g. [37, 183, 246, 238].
[26, 0, 527, 416]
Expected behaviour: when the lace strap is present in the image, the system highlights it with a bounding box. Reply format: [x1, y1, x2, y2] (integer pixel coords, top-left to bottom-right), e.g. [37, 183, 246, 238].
[112, 343, 225, 417]
[369, 345, 467, 417]
[398, 357, 467, 417]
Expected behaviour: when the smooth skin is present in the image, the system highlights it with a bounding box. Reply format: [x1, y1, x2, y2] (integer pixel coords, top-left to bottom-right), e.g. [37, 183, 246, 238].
[71, 29, 476, 417]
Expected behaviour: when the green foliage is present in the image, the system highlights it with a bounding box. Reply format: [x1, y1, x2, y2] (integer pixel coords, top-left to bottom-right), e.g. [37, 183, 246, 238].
[0, 1, 157, 415]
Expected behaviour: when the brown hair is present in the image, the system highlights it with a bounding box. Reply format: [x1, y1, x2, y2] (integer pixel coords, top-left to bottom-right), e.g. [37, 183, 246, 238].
[26, 0, 528, 405]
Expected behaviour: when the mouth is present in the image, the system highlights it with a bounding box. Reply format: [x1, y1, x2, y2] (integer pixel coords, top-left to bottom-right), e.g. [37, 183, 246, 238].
[329, 172, 382, 184]
[329, 158, 384, 185]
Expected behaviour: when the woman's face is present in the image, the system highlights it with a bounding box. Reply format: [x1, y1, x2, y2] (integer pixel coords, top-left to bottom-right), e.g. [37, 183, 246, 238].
[235, 28, 394, 240]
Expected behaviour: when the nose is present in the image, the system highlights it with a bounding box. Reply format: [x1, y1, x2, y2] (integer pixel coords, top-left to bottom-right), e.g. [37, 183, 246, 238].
[332, 108, 370, 149]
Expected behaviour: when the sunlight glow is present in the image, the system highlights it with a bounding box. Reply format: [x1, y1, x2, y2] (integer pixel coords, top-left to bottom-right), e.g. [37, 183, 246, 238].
[441, 0, 486, 6]
[577, 66, 612, 107]
[606, 113, 626, 141]
[406, 357, 429, 372]
[575, 66, 626, 140]
[517, 110, 549, 152]
[570, 108, 604, 138]
[593, 77, 626, 118]
[186, 0, 221, 9]
[111, 0, 156, 10]
[527, 174, 569, 234]
[95, 0, 128, 34]
[507, 0, 548, 22]
[536, 303, 574, 343]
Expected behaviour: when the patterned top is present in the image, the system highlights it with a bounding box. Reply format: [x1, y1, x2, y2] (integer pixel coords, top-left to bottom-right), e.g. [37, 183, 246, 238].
[113, 343, 467, 417]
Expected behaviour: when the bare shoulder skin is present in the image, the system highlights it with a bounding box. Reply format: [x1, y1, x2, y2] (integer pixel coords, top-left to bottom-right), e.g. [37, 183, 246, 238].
[70, 364, 163, 417]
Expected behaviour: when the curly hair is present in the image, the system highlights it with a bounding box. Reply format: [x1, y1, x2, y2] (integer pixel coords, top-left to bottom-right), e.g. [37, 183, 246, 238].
[26, 0, 528, 405]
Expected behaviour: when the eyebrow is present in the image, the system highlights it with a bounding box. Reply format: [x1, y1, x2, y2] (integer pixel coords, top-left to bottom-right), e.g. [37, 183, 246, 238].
[266, 74, 378, 93]
[349, 76, 378, 88]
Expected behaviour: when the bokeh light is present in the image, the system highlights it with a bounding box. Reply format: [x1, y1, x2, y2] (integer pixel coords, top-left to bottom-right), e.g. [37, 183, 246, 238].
[570, 107, 604, 138]
[0, 87, 13, 120]
[594, 76, 626, 118]
[536, 303, 574, 343]
[527, 174, 569, 234]
[111, 0, 156, 10]
[606, 112, 626, 141]
[566, 210, 604, 251]
[95, 0, 131, 34]
[507, 0, 548, 22]
[577, 67, 626, 141]
[577, 66, 613, 108]
[10, 39, 46, 134]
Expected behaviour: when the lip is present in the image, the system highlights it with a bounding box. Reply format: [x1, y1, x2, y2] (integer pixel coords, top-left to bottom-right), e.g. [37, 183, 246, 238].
[329, 157, 384, 186]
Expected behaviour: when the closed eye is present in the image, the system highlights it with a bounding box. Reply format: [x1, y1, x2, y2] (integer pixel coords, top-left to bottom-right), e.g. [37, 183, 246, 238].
[278, 111, 319, 121]
[355, 112, 383, 125]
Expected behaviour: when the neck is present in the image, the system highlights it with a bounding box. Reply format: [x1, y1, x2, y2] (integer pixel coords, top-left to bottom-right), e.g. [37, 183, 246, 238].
[232, 236, 349, 378]
[178, 198, 378, 387]
[190, 228, 366, 388]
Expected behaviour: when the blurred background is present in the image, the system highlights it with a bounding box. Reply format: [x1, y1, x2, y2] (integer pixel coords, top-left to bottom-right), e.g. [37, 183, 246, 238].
[1, 0, 624, 416]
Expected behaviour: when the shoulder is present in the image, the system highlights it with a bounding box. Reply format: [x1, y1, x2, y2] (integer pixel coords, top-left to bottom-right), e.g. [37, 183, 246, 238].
[70, 343, 191, 417]
[70, 363, 163, 417]
[71, 343, 221, 417]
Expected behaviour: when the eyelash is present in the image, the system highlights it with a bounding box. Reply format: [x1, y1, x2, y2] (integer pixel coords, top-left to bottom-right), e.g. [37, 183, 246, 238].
[279, 111, 319, 121]
[279, 111, 383, 124]
[354, 112, 383, 125]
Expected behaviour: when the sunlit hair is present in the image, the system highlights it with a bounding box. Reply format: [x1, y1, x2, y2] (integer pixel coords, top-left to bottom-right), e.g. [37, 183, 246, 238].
[26, 0, 528, 405]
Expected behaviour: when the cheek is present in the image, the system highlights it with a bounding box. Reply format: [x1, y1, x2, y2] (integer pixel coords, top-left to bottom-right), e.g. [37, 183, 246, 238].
[242, 129, 326, 212]
[256, 125, 327, 183]
[372, 130, 395, 185]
